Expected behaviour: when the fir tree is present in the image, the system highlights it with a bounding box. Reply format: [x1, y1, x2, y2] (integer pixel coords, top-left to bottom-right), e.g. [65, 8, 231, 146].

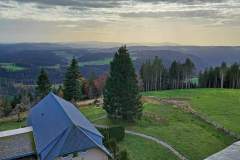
[63, 58, 83, 101]
[103, 46, 142, 122]
[36, 69, 52, 98]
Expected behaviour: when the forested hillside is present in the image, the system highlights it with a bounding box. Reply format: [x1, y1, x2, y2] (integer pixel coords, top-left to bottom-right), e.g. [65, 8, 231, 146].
[0, 43, 240, 95]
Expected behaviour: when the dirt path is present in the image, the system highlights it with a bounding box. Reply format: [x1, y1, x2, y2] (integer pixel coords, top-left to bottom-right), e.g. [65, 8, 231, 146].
[91, 115, 107, 122]
[143, 96, 240, 139]
[142, 96, 193, 112]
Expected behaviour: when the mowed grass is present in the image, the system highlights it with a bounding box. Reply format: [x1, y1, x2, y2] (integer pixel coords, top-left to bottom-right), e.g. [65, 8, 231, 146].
[79, 105, 106, 121]
[119, 135, 178, 160]
[0, 105, 179, 160]
[142, 89, 240, 134]
[96, 103, 235, 160]
[0, 120, 26, 131]
[80, 106, 179, 160]
[1, 89, 238, 159]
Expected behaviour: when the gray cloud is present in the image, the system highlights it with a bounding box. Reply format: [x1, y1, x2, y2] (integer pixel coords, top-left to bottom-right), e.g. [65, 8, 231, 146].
[136, 0, 225, 3]
[120, 10, 221, 18]
[13, 0, 125, 8]
[0, 0, 239, 27]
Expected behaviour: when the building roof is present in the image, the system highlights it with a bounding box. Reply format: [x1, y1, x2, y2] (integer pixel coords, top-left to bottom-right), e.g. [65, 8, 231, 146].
[0, 127, 35, 160]
[27, 92, 110, 160]
[204, 141, 240, 160]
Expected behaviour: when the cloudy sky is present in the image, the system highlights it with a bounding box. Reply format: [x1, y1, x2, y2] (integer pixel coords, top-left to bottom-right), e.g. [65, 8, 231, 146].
[0, 0, 240, 45]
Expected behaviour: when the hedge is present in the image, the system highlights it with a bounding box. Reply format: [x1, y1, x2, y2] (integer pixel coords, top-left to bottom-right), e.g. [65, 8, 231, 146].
[98, 125, 125, 142]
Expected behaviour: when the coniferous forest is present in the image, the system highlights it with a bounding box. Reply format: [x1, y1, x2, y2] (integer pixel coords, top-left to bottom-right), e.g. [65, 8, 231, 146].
[199, 62, 240, 89]
[140, 57, 196, 91]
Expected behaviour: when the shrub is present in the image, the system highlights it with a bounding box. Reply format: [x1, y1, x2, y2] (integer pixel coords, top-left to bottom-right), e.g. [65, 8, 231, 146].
[0, 97, 12, 117]
[98, 126, 125, 142]
[117, 149, 130, 160]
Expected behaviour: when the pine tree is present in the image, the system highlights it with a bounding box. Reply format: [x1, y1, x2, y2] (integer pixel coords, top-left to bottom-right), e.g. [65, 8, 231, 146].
[36, 69, 52, 99]
[63, 58, 83, 101]
[169, 61, 178, 89]
[103, 46, 142, 122]
[184, 58, 195, 88]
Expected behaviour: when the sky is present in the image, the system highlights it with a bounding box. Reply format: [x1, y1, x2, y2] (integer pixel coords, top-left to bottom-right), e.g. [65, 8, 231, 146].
[0, 0, 240, 45]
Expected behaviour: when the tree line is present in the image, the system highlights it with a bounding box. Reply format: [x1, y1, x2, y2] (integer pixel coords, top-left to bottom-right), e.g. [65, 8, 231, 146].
[199, 62, 240, 89]
[0, 46, 140, 160]
[37, 46, 142, 122]
[140, 57, 196, 91]
[35, 58, 105, 101]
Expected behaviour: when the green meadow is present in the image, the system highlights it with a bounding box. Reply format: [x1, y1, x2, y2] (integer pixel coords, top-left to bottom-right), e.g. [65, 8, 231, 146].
[1, 89, 240, 160]
[0, 63, 26, 72]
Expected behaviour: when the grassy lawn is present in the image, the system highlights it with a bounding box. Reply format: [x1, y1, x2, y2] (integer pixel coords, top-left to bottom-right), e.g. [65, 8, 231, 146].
[1, 89, 239, 160]
[142, 89, 240, 134]
[0, 120, 26, 131]
[119, 135, 178, 160]
[79, 105, 106, 121]
[0, 105, 179, 160]
[96, 103, 235, 160]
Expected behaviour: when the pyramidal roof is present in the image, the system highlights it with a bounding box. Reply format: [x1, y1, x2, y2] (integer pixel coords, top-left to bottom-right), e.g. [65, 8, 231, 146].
[27, 92, 110, 160]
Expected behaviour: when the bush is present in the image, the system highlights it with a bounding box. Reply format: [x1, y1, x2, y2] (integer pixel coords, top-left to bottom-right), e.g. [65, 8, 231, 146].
[117, 149, 130, 160]
[103, 138, 130, 160]
[98, 126, 125, 142]
[0, 97, 12, 117]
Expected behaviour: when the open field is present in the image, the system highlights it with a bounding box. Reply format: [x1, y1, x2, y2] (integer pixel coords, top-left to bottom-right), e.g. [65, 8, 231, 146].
[0, 105, 179, 160]
[1, 89, 239, 159]
[0, 63, 26, 72]
[79, 56, 137, 67]
[119, 135, 178, 160]
[79, 58, 112, 67]
[96, 102, 235, 160]
[142, 89, 240, 134]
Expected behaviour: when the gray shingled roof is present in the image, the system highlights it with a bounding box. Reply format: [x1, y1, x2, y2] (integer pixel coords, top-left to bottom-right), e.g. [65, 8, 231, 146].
[0, 128, 35, 160]
[204, 141, 240, 160]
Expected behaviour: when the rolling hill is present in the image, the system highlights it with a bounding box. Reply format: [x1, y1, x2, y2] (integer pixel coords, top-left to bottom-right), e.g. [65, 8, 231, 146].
[0, 43, 239, 85]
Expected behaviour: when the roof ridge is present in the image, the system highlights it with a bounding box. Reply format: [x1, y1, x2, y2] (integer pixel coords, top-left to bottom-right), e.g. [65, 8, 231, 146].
[49, 93, 102, 137]
[49, 93, 76, 125]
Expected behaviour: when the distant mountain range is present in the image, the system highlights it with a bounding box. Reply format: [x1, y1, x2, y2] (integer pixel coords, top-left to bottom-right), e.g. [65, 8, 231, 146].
[0, 43, 239, 84]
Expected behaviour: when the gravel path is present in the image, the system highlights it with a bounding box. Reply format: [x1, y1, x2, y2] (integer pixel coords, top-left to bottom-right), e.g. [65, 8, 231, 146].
[95, 124, 188, 160]
[91, 115, 107, 122]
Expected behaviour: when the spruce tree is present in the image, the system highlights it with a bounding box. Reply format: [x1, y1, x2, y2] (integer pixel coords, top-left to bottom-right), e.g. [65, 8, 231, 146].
[36, 69, 52, 98]
[63, 58, 83, 101]
[103, 46, 142, 122]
